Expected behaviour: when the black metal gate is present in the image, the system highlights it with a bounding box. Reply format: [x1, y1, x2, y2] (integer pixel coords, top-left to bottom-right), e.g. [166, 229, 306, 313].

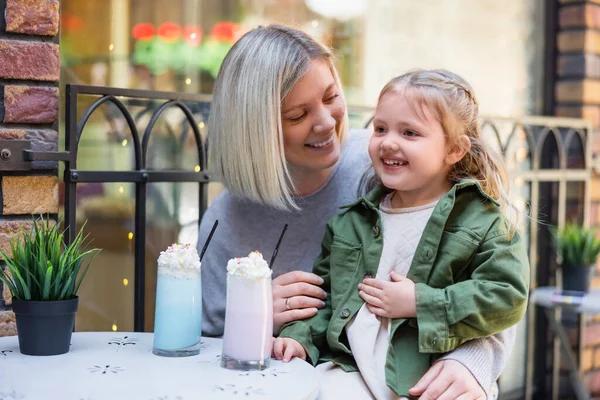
[5, 84, 213, 332]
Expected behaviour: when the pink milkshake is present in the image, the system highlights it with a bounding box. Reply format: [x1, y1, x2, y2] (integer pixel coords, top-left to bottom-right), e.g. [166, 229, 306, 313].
[221, 251, 273, 370]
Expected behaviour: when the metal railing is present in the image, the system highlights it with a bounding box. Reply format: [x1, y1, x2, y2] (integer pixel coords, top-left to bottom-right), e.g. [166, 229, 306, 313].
[4, 84, 213, 332]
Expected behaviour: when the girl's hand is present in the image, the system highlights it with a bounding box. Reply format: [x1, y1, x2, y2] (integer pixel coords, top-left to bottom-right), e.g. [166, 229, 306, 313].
[358, 271, 417, 318]
[272, 337, 307, 362]
[272, 271, 328, 335]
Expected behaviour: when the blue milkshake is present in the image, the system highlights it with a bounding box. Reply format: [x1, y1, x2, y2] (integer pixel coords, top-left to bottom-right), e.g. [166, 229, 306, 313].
[152, 243, 202, 357]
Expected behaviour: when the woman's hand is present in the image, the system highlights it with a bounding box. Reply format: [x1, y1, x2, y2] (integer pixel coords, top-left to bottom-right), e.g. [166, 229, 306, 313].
[272, 271, 327, 334]
[272, 337, 307, 362]
[409, 359, 487, 400]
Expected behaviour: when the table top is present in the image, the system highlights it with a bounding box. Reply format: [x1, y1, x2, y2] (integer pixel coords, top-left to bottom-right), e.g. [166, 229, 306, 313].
[0, 332, 319, 400]
[532, 286, 600, 314]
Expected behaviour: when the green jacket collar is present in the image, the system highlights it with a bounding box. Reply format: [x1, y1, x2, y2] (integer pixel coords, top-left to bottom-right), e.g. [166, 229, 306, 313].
[342, 179, 500, 211]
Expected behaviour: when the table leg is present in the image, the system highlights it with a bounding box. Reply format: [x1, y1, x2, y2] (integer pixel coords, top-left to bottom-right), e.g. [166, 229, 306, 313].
[543, 308, 590, 400]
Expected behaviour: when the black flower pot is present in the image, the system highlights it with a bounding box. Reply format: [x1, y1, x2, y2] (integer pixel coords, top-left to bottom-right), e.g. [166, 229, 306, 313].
[562, 265, 593, 293]
[11, 297, 79, 356]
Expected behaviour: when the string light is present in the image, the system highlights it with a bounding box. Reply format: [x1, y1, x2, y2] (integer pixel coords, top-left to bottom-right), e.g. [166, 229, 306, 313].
[122, 139, 128, 147]
[194, 165, 201, 173]
[123, 279, 129, 286]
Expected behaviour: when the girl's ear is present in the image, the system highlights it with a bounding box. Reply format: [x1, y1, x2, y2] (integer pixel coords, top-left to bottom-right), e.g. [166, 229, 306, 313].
[446, 134, 471, 165]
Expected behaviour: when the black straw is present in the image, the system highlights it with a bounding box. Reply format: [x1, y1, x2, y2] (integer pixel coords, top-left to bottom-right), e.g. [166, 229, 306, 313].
[269, 224, 288, 269]
[199, 220, 219, 262]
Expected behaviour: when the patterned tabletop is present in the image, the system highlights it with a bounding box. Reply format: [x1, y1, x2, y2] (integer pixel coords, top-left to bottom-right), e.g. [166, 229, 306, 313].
[0, 332, 319, 400]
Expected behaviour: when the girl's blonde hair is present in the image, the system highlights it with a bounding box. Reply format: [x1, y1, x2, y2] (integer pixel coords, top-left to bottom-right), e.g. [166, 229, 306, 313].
[366, 69, 518, 235]
[208, 25, 348, 210]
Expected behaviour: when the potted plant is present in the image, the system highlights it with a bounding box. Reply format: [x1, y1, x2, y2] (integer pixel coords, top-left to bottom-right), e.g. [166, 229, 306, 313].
[552, 223, 600, 293]
[0, 216, 100, 355]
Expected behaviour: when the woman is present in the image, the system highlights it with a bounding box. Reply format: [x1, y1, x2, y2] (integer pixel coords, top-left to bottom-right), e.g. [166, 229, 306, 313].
[201, 25, 511, 400]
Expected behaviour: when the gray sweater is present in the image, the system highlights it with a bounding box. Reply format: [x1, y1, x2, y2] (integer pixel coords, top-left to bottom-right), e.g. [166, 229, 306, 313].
[199, 130, 512, 398]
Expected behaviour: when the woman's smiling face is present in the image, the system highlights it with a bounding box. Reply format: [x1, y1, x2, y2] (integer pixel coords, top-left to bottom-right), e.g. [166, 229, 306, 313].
[281, 59, 346, 179]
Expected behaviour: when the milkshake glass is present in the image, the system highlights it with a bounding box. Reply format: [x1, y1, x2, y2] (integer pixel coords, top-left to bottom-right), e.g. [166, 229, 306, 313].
[152, 243, 202, 357]
[221, 251, 273, 370]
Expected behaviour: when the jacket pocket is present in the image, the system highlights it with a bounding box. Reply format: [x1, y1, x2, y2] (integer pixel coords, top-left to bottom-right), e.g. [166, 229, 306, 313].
[434, 230, 480, 283]
[329, 236, 362, 308]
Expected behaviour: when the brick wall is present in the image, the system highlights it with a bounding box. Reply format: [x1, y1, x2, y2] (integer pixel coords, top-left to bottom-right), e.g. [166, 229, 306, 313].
[556, 0, 600, 394]
[0, 0, 61, 336]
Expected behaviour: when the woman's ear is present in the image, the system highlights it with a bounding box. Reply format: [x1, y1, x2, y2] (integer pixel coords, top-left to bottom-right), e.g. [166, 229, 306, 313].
[446, 135, 471, 165]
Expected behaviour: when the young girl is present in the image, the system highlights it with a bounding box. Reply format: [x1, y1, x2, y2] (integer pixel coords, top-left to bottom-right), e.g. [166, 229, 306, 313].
[273, 69, 530, 399]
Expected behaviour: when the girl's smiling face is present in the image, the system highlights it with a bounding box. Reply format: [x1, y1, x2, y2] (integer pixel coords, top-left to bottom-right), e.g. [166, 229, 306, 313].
[369, 91, 458, 208]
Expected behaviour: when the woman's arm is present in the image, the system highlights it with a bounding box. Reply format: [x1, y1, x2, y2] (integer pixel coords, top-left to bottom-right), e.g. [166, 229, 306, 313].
[410, 326, 515, 399]
[278, 222, 335, 364]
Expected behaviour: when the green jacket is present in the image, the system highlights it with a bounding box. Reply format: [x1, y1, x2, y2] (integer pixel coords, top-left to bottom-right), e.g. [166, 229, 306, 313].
[279, 180, 530, 396]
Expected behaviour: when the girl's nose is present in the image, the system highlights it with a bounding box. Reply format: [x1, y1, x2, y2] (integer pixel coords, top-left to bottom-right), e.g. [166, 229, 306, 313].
[382, 138, 400, 152]
[313, 107, 336, 134]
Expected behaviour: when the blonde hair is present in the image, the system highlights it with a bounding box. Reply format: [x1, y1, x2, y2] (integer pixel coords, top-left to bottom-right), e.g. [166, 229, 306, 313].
[369, 69, 518, 236]
[208, 25, 348, 210]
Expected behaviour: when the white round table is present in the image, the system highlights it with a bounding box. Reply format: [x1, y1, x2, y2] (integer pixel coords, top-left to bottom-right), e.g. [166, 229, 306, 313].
[0, 332, 319, 400]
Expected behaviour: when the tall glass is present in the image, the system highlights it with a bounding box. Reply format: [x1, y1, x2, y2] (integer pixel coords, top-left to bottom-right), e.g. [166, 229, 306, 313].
[152, 266, 202, 357]
[221, 274, 273, 370]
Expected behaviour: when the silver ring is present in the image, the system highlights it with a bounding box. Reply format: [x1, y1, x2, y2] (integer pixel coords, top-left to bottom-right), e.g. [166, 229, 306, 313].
[285, 297, 292, 310]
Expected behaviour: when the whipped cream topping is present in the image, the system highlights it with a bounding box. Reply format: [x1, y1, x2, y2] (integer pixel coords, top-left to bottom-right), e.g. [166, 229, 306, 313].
[157, 243, 201, 270]
[226, 251, 272, 279]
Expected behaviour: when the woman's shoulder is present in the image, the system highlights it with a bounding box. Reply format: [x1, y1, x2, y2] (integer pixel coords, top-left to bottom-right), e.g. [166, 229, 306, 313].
[345, 129, 370, 151]
[199, 189, 241, 232]
[338, 129, 370, 168]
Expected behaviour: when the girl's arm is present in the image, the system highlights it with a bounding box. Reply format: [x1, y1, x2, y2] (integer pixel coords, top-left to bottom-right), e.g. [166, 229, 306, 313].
[414, 227, 529, 353]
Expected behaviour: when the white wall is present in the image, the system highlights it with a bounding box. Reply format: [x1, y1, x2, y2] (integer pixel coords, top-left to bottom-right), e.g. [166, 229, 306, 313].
[360, 0, 545, 117]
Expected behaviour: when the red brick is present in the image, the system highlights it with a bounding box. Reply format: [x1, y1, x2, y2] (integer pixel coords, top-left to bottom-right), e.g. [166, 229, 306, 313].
[558, 54, 600, 78]
[561, 0, 600, 3]
[1, 269, 11, 306]
[558, 30, 600, 53]
[3, 86, 58, 123]
[560, 4, 600, 29]
[2, 176, 58, 214]
[590, 178, 600, 201]
[595, 347, 600, 368]
[0, 40, 59, 81]
[583, 323, 600, 346]
[583, 348, 594, 371]
[584, 369, 600, 394]
[0, 129, 58, 169]
[556, 105, 600, 130]
[0, 218, 33, 261]
[0, 311, 16, 336]
[556, 80, 600, 104]
[5, 0, 59, 36]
